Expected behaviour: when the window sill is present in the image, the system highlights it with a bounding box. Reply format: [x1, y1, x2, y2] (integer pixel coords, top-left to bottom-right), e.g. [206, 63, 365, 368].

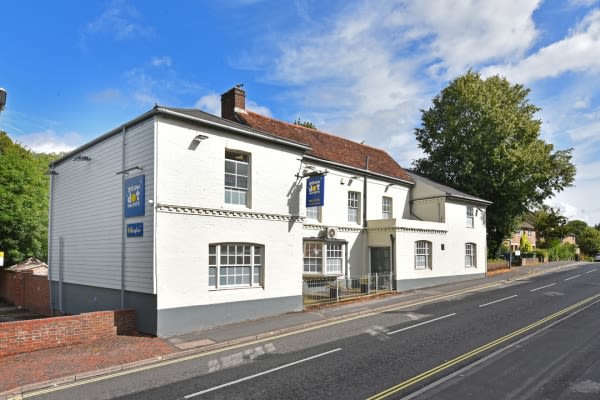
[209, 285, 263, 291]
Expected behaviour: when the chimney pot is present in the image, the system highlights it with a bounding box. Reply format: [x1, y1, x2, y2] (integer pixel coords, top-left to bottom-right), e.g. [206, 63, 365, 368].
[221, 86, 246, 121]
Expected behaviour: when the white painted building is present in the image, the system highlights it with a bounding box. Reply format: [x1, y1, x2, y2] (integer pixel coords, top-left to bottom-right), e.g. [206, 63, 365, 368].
[48, 87, 491, 336]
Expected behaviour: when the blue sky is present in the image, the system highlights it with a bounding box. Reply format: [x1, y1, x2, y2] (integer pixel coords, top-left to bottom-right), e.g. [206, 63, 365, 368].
[1, 0, 600, 224]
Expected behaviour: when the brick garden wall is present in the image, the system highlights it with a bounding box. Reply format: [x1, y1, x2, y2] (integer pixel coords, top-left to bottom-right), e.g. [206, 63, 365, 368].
[0, 309, 136, 357]
[0, 270, 50, 316]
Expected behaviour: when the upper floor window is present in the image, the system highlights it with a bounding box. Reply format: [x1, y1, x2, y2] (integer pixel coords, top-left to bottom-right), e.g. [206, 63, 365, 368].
[225, 151, 249, 206]
[306, 206, 321, 221]
[415, 240, 432, 270]
[382, 196, 393, 219]
[209, 243, 263, 289]
[466, 205, 474, 228]
[465, 243, 476, 267]
[348, 191, 360, 224]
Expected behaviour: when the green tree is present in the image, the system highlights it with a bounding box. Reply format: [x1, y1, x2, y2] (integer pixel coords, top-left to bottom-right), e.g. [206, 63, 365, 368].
[413, 71, 576, 256]
[577, 226, 600, 256]
[520, 234, 533, 253]
[293, 118, 317, 129]
[530, 206, 567, 247]
[0, 132, 58, 265]
[563, 219, 588, 238]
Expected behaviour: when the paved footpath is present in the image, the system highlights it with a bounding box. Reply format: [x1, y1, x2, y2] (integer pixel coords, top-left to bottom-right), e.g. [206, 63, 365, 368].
[0, 261, 579, 399]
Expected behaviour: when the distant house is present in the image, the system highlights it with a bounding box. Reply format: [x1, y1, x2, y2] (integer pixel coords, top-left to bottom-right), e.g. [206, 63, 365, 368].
[48, 86, 491, 336]
[561, 234, 577, 246]
[508, 221, 537, 251]
[6, 258, 48, 276]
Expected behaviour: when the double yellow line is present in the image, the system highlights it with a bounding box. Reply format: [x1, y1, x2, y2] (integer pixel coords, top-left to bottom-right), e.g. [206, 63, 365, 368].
[368, 292, 600, 400]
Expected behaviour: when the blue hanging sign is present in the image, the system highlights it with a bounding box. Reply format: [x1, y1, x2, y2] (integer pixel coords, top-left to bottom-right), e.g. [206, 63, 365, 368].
[306, 175, 325, 207]
[124, 175, 145, 218]
[127, 223, 144, 237]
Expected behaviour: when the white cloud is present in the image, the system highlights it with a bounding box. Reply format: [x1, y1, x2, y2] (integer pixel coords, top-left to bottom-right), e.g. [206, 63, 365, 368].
[88, 88, 122, 103]
[251, 0, 550, 166]
[394, 0, 542, 79]
[151, 56, 172, 68]
[481, 9, 600, 83]
[194, 93, 221, 115]
[84, 0, 154, 41]
[569, 0, 598, 7]
[246, 100, 272, 117]
[15, 130, 84, 154]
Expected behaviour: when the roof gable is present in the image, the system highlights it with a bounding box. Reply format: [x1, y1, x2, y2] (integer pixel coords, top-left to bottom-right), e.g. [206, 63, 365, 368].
[235, 111, 412, 183]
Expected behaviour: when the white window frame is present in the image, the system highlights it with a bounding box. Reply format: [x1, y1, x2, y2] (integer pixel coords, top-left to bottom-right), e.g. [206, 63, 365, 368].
[382, 196, 393, 219]
[466, 205, 474, 228]
[348, 191, 360, 224]
[225, 151, 250, 206]
[415, 240, 432, 270]
[465, 243, 476, 268]
[306, 206, 321, 221]
[303, 241, 344, 275]
[326, 243, 343, 274]
[209, 243, 263, 289]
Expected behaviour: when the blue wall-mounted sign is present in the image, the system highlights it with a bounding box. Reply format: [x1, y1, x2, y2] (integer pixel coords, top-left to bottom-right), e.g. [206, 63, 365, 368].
[124, 175, 145, 218]
[127, 223, 144, 237]
[306, 175, 325, 207]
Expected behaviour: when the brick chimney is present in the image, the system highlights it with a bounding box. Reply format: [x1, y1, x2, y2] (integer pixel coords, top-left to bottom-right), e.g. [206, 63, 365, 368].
[221, 85, 246, 121]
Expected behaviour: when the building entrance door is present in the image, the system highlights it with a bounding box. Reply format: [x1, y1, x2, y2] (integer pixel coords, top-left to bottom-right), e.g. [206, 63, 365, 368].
[370, 247, 391, 274]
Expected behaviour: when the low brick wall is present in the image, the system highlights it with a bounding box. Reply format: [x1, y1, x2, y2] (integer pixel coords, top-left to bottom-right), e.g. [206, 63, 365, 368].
[0, 270, 50, 316]
[0, 309, 136, 357]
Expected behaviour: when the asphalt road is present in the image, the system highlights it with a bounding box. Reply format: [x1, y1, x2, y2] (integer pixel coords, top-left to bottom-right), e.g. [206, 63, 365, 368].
[29, 262, 600, 400]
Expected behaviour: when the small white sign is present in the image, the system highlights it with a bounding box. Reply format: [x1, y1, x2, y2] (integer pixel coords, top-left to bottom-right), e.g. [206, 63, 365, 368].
[0, 251, 4, 267]
[515, 250, 521, 256]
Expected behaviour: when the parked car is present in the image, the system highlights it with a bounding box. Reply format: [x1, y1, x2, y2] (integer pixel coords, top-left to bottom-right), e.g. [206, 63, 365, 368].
[595, 253, 600, 262]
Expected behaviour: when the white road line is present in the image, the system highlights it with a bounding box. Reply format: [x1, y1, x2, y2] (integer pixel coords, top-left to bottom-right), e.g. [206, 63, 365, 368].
[530, 283, 556, 292]
[387, 313, 457, 335]
[184, 348, 342, 398]
[479, 295, 518, 308]
[565, 274, 581, 281]
[586, 269, 597, 274]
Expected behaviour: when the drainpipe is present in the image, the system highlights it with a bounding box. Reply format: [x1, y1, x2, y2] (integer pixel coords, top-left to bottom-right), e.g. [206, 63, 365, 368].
[390, 233, 396, 291]
[363, 156, 369, 279]
[48, 169, 54, 315]
[363, 156, 369, 228]
[120, 126, 126, 309]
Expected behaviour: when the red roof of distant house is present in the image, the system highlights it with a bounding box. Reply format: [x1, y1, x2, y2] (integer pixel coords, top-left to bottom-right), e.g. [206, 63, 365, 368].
[235, 110, 413, 183]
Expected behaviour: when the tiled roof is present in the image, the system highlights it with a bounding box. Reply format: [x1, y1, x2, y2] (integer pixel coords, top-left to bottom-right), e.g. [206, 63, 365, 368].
[235, 110, 413, 183]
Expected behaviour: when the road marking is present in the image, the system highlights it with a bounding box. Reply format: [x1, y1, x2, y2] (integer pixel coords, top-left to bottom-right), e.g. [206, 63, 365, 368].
[21, 281, 506, 398]
[565, 274, 581, 281]
[586, 269, 597, 274]
[387, 314, 456, 335]
[479, 295, 518, 308]
[183, 348, 342, 398]
[530, 283, 556, 292]
[399, 296, 600, 400]
[367, 292, 600, 400]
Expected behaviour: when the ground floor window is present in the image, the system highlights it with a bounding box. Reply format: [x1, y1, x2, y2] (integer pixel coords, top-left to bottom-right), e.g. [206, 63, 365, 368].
[304, 241, 345, 275]
[465, 243, 476, 267]
[209, 243, 263, 289]
[415, 240, 432, 270]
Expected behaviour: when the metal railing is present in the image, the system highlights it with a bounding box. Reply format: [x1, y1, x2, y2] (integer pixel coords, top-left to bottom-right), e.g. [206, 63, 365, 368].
[303, 273, 395, 305]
